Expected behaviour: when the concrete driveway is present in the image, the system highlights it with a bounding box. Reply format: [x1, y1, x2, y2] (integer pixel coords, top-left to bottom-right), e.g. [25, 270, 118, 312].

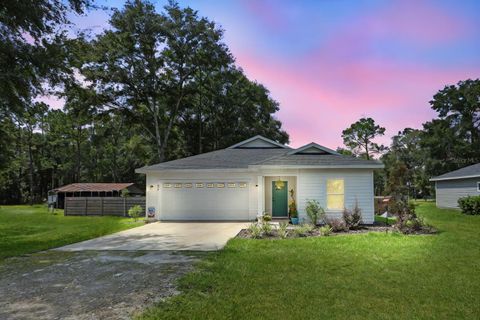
[56, 222, 248, 251]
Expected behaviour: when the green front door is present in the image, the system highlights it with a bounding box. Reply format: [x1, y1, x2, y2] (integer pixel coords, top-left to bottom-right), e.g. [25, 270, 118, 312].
[272, 181, 288, 217]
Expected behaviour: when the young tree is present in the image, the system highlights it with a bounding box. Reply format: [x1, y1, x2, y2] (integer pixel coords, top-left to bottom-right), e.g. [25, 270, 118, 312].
[342, 117, 386, 160]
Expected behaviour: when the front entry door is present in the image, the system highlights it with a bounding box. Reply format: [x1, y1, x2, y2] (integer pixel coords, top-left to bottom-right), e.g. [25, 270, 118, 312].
[272, 181, 288, 217]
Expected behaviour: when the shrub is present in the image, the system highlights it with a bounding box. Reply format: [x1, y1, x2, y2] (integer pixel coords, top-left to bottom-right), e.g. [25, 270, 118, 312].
[261, 222, 274, 236]
[289, 189, 298, 219]
[128, 205, 143, 221]
[277, 221, 289, 239]
[262, 213, 272, 222]
[293, 224, 313, 237]
[342, 201, 363, 230]
[325, 218, 347, 232]
[319, 225, 332, 236]
[458, 196, 480, 215]
[248, 223, 263, 239]
[305, 199, 325, 226]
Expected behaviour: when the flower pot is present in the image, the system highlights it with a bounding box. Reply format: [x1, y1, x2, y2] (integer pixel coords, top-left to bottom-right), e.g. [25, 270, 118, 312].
[291, 217, 299, 225]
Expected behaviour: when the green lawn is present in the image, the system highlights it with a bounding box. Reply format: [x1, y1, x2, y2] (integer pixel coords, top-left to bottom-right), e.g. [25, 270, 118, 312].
[374, 214, 397, 225]
[0, 205, 142, 260]
[140, 202, 480, 320]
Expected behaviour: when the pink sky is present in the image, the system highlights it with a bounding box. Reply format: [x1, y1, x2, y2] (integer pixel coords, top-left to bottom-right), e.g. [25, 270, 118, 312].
[71, 0, 480, 149]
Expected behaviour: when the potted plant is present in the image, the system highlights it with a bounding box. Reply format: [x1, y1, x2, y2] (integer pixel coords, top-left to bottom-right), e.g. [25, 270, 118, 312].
[289, 189, 299, 225]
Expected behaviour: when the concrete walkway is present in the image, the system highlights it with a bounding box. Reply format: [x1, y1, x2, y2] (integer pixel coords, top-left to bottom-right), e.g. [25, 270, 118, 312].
[55, 222, 248, 251]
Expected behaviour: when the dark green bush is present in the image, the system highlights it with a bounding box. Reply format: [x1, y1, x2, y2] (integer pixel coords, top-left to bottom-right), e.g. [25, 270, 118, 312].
[458, 196, 480, 215]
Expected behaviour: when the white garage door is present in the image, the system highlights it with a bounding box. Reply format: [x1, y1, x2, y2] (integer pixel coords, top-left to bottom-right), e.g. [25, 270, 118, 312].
[160, 182, 250, 220]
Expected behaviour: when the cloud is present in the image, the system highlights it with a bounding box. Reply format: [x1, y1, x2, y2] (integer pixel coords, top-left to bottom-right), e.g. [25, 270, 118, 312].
[229, 0, 478, 148]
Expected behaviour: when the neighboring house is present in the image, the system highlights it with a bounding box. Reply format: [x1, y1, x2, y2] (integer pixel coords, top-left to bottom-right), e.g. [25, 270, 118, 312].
[136, 135, 383, 223]
[430, 163, 480, 209]
[49, 183, 144, 209]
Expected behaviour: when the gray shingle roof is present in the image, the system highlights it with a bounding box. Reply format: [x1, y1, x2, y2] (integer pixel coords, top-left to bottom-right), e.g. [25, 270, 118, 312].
[256, 154, 383, 167]
[137, 149, 288, 171]
[136, 148, 383, 172]
[430, 163, 480, 181]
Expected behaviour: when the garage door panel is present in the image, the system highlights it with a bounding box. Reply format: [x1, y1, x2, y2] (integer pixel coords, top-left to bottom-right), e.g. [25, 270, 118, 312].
[161, 184, 249, 220]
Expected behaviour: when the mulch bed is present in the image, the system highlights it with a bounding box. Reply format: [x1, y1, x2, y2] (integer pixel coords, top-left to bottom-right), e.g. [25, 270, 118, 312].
[236, 223, 435, 239]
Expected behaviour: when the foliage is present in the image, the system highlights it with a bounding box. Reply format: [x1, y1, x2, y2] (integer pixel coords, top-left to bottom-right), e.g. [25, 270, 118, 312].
[288, 189, 298, 218]
[262, 213, 272, 222]
[342, 201, 363, 230]
[389, 200, 434, 234]
[293, 224, 313, 237]
[458, 196, 480, 215]
[0, 205, 141, 260]
[0, 0, 289, 205]
[319, 225, 332, 236]
[341, 117, 386, 160]
[248, 223, 262, 239]
[305, 199, 325, 226]
[128, 205, 144, 221]
[79, 0, 288, 162]
[121, 189, 130, 198]
[261, 222, 274, 236]
[325, 218, 347, 232]
[276, 221, 289, 239]
[381, 128, 433, 199]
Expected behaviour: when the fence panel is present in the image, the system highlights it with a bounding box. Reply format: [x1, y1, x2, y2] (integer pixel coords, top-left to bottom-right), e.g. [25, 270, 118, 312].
[65, 197, 146, 217]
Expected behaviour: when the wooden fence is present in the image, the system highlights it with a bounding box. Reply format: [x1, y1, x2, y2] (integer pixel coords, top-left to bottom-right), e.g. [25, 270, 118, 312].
[64, 197, 146, 217]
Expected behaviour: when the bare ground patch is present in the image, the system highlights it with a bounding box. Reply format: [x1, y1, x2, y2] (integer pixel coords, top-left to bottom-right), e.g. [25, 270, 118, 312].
[0, 250, 202, 320]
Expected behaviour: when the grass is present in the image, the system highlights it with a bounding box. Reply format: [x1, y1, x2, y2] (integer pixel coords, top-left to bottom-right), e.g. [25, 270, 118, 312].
[139, 202, 480, 320]
[374, 214, 397, 225]
[0, 204, 142, 260]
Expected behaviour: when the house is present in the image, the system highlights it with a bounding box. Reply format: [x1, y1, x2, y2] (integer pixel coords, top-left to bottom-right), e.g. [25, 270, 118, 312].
[136, 135, 383, 223]
[49, 183, 144, 209]
[430, 163, 480, 209]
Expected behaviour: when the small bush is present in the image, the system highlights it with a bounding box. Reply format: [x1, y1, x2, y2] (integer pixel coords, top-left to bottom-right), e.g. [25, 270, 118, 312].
[261, 222, 274, 236]
[262, 213, 272, 222]
[319, 225, 332, 236]
[248, 223, 263, 239]
[289, 189, 298, 219]
[305, 199, 325, 226]
[458, 196, 480, 215]
[277, 221, 289, 239]
[294, 224, 313, 237]
[342, 202, 363, 230]
[326, 218, 347, 232]
[128, 205, 143, 221]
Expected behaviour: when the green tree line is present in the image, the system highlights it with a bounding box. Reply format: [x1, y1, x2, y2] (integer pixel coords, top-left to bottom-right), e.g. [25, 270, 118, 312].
[0, 0, 288, 204]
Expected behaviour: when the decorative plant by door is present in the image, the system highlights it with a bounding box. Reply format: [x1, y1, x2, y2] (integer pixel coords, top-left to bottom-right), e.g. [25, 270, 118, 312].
[288, 189, 298, 218]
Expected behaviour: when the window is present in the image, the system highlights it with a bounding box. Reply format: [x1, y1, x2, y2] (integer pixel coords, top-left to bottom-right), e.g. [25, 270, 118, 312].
[477, 182, 480, 192]
[227, 183, 236, 188]
[174, 183, 182, 188]
[216, 183, 225, 188]
[327, 179, 344, 210]
[206, 183, 214, 188]
[163, 183, 172, 188]
[184, 183, 192, 188]
[195, 183, 204, 188]
[239, 182, 247, 188]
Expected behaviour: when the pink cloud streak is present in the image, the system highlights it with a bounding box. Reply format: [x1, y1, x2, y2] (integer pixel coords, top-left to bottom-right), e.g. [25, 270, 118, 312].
[230, 0, 477, 149]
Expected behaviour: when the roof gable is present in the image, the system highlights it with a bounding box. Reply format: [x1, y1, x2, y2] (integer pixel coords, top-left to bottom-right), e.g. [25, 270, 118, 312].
[288, 142, 340, 155]
[228, 135, 289, 149]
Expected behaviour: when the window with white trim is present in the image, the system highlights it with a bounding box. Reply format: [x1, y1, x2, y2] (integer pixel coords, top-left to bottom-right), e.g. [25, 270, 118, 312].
[326, 179, 344, 210]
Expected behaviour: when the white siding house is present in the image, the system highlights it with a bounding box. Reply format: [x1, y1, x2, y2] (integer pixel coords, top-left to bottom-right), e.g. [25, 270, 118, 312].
[137, 136, 383, 224]
[430, 163, 480, 209]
